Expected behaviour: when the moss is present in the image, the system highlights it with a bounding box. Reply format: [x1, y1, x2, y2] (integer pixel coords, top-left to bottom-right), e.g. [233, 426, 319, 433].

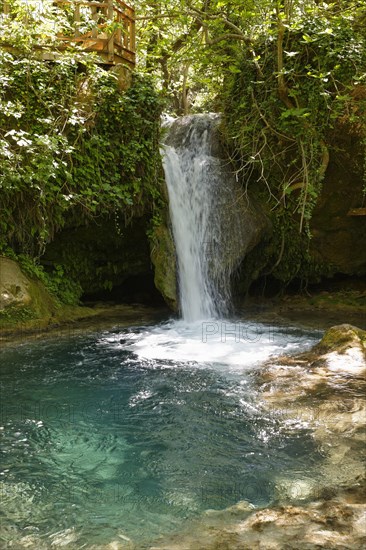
[0, 303, 167, 343]
[0, 306, 35, 325]
[150, 223, 177, 310]
[0, 274, 59, 328]
[315, 324, 366, 354]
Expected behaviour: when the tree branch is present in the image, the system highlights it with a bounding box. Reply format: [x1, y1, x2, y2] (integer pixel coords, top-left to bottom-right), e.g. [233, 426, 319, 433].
[205, 33, 249, 46]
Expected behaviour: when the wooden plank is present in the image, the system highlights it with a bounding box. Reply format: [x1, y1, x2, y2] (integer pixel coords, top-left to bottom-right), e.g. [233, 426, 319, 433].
[107, 0, 114, 20]
[115, 12, 122, 46]
[74, 4, 81, 37]
[130, 16, 135, 52]
[107, 0, 115, 62]
[347, 208, 366, 216]
[91, 6, 98, 39]
[54, 1, 109, 8]
[115, 0, 134, 14]
[3, 0, 136, 68]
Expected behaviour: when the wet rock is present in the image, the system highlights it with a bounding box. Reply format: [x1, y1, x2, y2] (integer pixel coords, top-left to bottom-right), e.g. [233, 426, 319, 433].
[262, 324, 365, 380]
[313, 324, 366, 374]
[150, 223, 178, 311]
[315, 323, 366, 354]
[150, 497, 366, 549]
[256, 323, 366, 513]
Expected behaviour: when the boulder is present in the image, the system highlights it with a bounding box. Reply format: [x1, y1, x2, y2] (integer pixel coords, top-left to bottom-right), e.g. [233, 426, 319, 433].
[0, 257, 58, 325]
[315, 323, 366, 355]
[0, 257, 32, 310]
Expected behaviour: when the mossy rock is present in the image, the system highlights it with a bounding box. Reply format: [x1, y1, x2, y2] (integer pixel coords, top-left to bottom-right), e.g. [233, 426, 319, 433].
[150, 223, 177, 311]
[315, 324, 366, 355]
[0, 257, 32, 309]
[0, 257, 58, 327]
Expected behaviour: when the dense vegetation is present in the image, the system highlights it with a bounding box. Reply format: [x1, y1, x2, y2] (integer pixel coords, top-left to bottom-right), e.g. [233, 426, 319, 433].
[222, 6, 366, 285]
[137, 0, 366, 287]
[0, 57, 162, 256]
[0, 1, 164, 304]
[0, 0, 365, 308]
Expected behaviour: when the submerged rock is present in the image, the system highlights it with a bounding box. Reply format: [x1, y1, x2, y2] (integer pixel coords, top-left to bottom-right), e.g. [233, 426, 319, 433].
[150, 496, 366, 549]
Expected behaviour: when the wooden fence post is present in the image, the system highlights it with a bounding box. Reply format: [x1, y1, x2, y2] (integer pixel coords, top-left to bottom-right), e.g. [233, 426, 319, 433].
[107, 0, 114, 62]
[130, 7, 135, 53]
[91, 5, 98, 39]
[74, 3, 80, 37]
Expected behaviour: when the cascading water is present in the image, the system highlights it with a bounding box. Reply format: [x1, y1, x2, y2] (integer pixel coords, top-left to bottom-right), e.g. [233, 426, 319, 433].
[162, 114, 243, 322]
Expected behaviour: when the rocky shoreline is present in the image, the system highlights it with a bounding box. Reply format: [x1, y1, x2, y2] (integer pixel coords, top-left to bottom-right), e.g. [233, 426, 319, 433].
[149, 324, 366, 550]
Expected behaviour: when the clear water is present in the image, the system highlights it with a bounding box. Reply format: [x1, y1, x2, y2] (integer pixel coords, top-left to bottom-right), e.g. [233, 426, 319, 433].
[0, 319, 323, 548]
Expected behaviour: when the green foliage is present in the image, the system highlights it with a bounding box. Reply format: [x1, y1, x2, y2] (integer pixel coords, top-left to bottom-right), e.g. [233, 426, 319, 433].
[221, 4, 366, 284]
[17, 255, 82, 305]
[0, 1, 164, 303]
[135, 0, 258, 112]
[0, 51, 163, 258]
[0, 304, 35, 323]
[0, 0, 73, 50]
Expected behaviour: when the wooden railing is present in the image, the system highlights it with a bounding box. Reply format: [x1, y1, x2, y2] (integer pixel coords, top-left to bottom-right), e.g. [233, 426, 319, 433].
[55, 0, 135, 66]
[1, 1, 136, 66]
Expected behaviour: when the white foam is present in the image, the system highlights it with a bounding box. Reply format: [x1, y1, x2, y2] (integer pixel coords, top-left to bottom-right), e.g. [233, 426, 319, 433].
[325, 348, 366, 373]
[113, 320, 317, 371]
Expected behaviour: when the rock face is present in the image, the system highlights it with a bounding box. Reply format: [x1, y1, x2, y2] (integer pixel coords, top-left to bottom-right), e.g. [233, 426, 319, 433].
[0, 257, 32, 310]
[234, 120, 366, 294]
[150, 223, 177, 311]
[310, 122, 366, 276]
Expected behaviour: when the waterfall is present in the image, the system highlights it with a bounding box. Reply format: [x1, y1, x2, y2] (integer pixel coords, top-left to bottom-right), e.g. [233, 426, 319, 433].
[161, 114, 239, 322]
